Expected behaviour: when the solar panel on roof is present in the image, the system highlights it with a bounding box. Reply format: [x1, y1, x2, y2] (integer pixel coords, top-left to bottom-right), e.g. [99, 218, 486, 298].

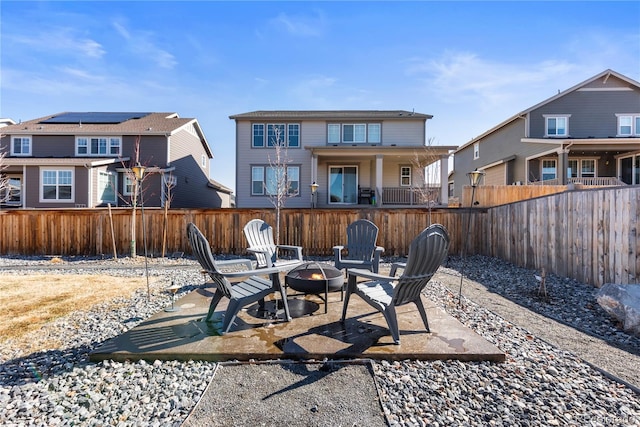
[40, 112, 150, 124]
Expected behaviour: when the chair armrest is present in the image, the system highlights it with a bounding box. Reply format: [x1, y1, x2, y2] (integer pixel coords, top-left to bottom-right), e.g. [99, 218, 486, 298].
[390, 262, 406, 277]
[214, 258, 254, 271]
[220, 265, 283, 279]
[246, 247, 275, 268]
[346, 268, 394, 282]
[333, 245, 344, 259]
[276, 245, 303, 261]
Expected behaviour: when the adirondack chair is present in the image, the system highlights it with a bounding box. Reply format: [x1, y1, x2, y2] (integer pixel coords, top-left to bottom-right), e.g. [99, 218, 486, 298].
[333, 219, 384, 274]
[187, 222, 291, 334]
[243, 219, 304, 269]
[341, 223, 450, 344]
[389, 223, 450, 276]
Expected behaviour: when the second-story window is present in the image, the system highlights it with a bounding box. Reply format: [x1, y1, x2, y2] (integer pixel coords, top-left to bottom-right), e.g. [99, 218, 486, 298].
[473, 142, 480, 159]
[252, 123, 301, 148]
[544, 115, 570, 137]
[327, 123, 382, 143]
[76, 137, 121, 156]
[11, 136, 32, 156]
[617, 114, 640, 136]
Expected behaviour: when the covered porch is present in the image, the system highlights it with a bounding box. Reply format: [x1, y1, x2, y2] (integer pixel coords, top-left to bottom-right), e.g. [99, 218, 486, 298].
[306, 144, 456, 208]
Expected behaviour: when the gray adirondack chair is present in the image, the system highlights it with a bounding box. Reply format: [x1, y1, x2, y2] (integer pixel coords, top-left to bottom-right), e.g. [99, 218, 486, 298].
[333, 219, 384, 273]
[243, 219, 304, 269]
[341, 223, 450, 344]
[187, 222, 291, 334]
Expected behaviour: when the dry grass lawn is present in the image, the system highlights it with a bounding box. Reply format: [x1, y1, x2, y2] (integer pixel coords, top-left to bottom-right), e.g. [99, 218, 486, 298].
[1, 274, 147, 351]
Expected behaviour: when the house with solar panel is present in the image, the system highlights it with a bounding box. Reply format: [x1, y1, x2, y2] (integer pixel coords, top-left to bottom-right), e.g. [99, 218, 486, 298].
[0, 112, 232, 208]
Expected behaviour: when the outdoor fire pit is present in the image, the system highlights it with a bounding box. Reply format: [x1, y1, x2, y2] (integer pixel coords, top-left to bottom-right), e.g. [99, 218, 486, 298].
[285, 262, 344, 313]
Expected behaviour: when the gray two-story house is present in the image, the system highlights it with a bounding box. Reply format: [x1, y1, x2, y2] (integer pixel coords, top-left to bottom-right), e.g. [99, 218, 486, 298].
[0, 112, 232, 208]
[230, 110, 456, 208]
[451, 69, 640, 198]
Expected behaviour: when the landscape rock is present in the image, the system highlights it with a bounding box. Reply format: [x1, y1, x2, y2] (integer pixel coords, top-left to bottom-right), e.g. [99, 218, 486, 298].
[596, 283, 640, 336]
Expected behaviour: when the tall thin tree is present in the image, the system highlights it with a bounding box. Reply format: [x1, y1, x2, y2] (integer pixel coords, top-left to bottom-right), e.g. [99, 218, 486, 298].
[266, 126, 297, 244]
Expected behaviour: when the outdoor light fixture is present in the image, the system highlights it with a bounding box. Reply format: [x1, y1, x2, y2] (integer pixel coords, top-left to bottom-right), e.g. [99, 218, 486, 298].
[310, 181, 319, 208]
[458, 169, 485, 306]
[132, 162, 150, 300]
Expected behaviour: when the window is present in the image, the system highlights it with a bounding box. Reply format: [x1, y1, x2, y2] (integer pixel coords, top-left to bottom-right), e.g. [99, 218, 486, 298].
[368, 124, 381, 143]
[98, 171, 116, 203]
[343, 124, 366, 143]
[568, 159, 578, 178]
[0, 176, 21, 206]
[327, 123, 382, 143]
[76, 137, 121, 156]
[252, 123, 300, 148]
[267, 124, 285, 147]
[328, 124, 340, 143]
[617, 114, 640, 136]
[251, 165, 300, 196]
[580, 159, 596, 178]
[473, 142, 479, 160]
[201, 154, 207, 168]
[400, 166, 412, 186]
[124, 176, 135, 196]
[41, 169, 73, 201]
[545, 115, 569, 137]
[11, 136, 31, 156]
[288, 124, 300, 147]
[252, 124, 265, 147]
[541, 159, 557, 181]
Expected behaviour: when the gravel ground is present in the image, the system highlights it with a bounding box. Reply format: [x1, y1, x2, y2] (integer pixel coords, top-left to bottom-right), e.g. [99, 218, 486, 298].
[0, 254, 639, 426]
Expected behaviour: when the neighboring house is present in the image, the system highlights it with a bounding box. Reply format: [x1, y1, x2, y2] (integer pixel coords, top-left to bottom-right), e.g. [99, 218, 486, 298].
[229, 110, 456, 208]
[0, 112, 231, 208]
[451, 69, 640, 198]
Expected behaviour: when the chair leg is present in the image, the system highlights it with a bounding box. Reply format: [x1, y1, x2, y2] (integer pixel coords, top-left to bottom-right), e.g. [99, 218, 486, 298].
[414, 299, 430, 333]
[341, 273, 356, 322]
[271, 273, 291, 322]
[206, 290, 225, 322]
[222, 299, 242, 334]
[381, 305, 401, 344]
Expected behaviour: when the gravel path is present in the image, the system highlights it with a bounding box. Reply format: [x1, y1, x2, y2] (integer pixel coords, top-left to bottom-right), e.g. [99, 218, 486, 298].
[0, 254, 638, 426]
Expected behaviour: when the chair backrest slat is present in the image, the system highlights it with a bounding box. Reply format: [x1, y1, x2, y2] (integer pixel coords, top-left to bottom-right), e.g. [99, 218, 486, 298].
[187, 223, 233, 299]
[243, 219, 277, 268]
[345, 219, 379, 261]
[393, 224, 450, 306]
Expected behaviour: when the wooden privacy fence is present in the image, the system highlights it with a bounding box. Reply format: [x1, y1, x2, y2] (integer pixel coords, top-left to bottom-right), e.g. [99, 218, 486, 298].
[0, 185, 637, 288]
[480, 186, 639, 287]
[0, 208, 470, 258]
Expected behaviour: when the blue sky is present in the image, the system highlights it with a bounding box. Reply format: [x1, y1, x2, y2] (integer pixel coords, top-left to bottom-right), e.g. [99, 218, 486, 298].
[2, 1, 639, 192]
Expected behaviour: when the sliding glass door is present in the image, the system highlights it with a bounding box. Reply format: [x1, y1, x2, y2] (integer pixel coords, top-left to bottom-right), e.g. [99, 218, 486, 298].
[329, 166, 358, 204]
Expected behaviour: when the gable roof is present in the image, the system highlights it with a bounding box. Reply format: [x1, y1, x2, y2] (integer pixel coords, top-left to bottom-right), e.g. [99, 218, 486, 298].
[229, 110, 433, 120]
[454, 69, 640, 153]
[3, 112, 213, 158]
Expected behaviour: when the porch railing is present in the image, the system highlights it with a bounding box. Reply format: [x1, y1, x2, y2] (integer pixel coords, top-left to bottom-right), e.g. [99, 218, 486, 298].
[382, 186, 440, 205]
[530, 177, 626, 186]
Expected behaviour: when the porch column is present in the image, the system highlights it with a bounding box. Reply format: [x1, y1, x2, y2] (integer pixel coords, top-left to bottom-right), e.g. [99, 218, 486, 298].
[558, 148, 569, 185]
[375, 155, 383, 206]
[439, 154, 449, 206]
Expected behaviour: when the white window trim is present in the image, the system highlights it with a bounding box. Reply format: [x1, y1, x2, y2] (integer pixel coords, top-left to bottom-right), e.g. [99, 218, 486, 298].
[123, 175, 135, 196]
[327, 123, 382, 144]
[616, 113, 640, 136]
[201, 154, 207, 168]
[98, 171, 117, 204]
[11, 136, 32, 156]
[400, 166, 412, 187]
[75, 136, 122, 156]
[473, 142, 479, 160]
[251, 165, 300, 196]
[39, 167, 74, 203]
[541, 158, 557, 181]
[543, 114, 571, 137]
[252, 123, 301, 148]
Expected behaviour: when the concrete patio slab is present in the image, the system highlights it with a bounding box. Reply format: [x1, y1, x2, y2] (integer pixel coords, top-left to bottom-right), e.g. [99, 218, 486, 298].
[90, 282, 505, 363]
